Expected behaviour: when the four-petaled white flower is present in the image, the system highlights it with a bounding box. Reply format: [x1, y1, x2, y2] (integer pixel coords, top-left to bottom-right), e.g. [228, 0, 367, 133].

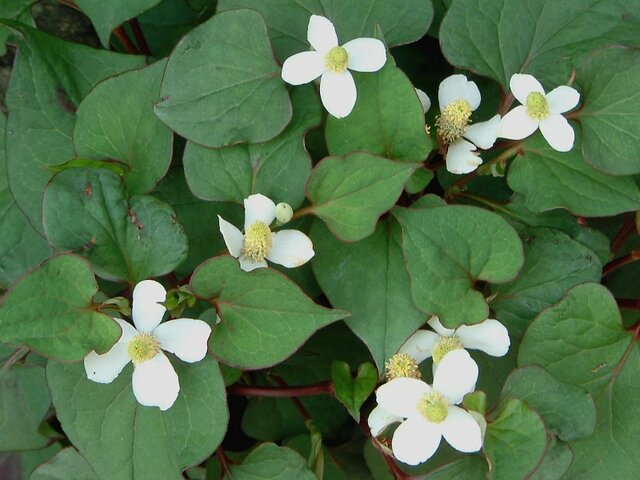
[281, 15, 387, 119]
[436, 74, 501, 175]
[218, 194, 315, 272]
[371, 351, 482, 465]
[84, 280, 212, 411]
[400, 316, 510, 378]
[498, 73, 580, 152]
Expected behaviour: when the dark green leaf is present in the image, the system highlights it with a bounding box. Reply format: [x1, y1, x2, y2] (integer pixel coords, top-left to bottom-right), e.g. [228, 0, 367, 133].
[528, 437, 573, 480]
[225, 443, 315, 480]
[31, 447, 98, 480]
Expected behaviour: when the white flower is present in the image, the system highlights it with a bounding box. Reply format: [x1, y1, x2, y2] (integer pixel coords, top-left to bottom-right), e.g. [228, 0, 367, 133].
[218, 193, 315, 272]
[498, 73, 580, 152]
[415, 88, 431, 114]
[84, 280, 212, 411]
[372, 353, 482, 465]
[400, 316, 510, 377]
[281, 15, 386, 118]
[435, 74, 501, 175]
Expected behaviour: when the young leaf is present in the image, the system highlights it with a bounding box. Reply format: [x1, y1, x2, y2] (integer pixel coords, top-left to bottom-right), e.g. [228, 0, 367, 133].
[331, 361, 377, 422]
[225, 443, 315, 480]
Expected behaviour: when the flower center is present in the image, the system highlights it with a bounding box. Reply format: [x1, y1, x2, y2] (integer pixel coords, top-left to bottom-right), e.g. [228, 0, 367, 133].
[385, 353, 421, 381]
[436, 99, 473, 144]
[432, 336, 463, 365]
[242, 221, 273, 262]
[417, 391, 449, 423]
[325, 46, 349, 73]
[127, 333, 160, 364]
[525, 92, 549, 120]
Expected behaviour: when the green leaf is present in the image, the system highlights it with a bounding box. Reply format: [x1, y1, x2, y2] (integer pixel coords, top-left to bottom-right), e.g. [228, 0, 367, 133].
[0, 1, 34, 56]
[3, 21, 144, 234]
[311, 219, 426, 370]
[578, 47, 640, 175]
[0, 364, 50, 451]
[331, 361, 377, 422]
[4, 443, 63, 480]
[421, 456, 488, 480]
[47, 357, 228, 480]
[394, 205, 523, 327]
[325, 61, 432, 163]
[74, 60, 173, 195]
[155, 9, 292, 148]
[500, 366, 596, 442]
[190, 256, 347, 368]
[225, 443, 315, 480]
[183, 85, 321, 207]
[217, 0, 434, 61]
[0, 255, 120, 361]
[31, 448, 98, 480]
[138, 0, 202, 57]
[306, 152, 416, 242]
[528, 437, 573, 480]
[405, 167, 434, 194]
[508, 135, 640, 216]
[43, 168, 188, 284]
[440, 0, 640, 88]
[73, 0, 161, 47]
[484, 399, 547, 480]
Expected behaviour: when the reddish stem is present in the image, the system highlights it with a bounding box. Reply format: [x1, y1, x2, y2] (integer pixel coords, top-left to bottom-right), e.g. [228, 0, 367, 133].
[227, 380, 333, 398]
[216, 447, 235, 474]
[604, 249, 640, 276]
[618, 298, 640, 312]
[497, 92, 515, 116]
[359, 418, 413, 480]
[113, 26, 139, 54]
[611, 214, 636, 253]
[59, 0, 80, 10]
[129, 19, 152, 56]
[164, 273, 179, 289]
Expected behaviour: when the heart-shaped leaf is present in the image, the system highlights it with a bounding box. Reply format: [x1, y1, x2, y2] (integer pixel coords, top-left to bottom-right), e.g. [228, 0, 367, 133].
[331, 361, 377, 422]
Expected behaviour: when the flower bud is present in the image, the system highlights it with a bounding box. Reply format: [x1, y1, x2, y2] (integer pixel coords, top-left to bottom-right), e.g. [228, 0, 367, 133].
[275, 202, 293, 224]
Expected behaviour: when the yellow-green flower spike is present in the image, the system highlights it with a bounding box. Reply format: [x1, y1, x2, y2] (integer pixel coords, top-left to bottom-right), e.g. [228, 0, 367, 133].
[432, 336, 463, 365]
[436, 99, 473, 144]
[242, 221, 273, 262]
[385, 353, 421, 381]
[325, 46, 349, 73]
[417, 391, 449, 423]
[525, 92, 549, 120]
[127, 333, 160, 364]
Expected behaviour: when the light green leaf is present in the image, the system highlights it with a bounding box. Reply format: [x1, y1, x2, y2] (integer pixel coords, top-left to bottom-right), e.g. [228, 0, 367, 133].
[47, 357, 228, 480]
[74, 60, 173, 195]
[190, 256, 347, 368]
[508, 135, 640, 216]
[225, 443, 315, 480]
[311, 219, 426, 370]
[578, 47, 640, 175]
[331, 361, 377, 422]
[155, 9, 291, 148]
[394, 205, 523, 327]
[183, 85, 321, 207]
[0, 255, 120, 361]
[217, 0, 434, 61]
[31, 448, 98, 480]
[43, 168, 188, 284]
[306, 152, 416, 242]
[484, 399, 547, 480]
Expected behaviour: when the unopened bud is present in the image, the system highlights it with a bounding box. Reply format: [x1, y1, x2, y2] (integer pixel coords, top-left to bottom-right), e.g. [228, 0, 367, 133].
[275, 202, 293, 224]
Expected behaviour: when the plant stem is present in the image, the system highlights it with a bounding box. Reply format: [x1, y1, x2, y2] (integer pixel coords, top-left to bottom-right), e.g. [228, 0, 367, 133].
[618, 298, 640, 311]
[227, 380, 333, 398]
[604, 250, 640, 276]
[113, 26, 139, 54]
[611, 214, 637, 253]
[129, 19, 151, 56]
[291, 205, 314, 220]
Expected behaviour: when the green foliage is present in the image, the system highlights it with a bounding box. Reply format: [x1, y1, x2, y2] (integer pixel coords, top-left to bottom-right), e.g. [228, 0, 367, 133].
[31, 448, 98, 480]
[225, 443, 315, 480]
[331, 361, 377, 422]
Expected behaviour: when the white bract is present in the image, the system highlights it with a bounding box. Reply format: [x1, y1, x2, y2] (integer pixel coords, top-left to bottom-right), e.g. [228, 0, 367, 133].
[281, 15, 387, 118]
[372, 352, 482, 465]
[498, 73, 580, 152]
[84, 280, 212, 411]
[218, 193, 314, 272]
[436, 74, 501, 174]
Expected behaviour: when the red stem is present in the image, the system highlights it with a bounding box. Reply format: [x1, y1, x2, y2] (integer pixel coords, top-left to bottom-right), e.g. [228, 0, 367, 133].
[129, 19, 152, 56]
[604, 249, 640, 276]
[227, 380, 333, 398]
[113, 26, 139, 54]
[611, 214, 636, 253]
[618, 298, 640, 312]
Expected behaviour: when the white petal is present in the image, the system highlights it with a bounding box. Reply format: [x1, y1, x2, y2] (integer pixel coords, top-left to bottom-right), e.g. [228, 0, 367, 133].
[438, 74, 481, 111]
[441, 406, 483, 452]
[343, 38, 386, 72]
[497, 105, 539, 140]
[468, 410, 487, 440]
[375, 377, 431, 418]
[368, 405, 402, 437]
[218, 215, 244, 258]
[539, 114, 575, 152]
[415, 88, 431, 113]
[509, 73, 545, 105]
[427, 316, 455, 337]
[391, 417, 442, 466]
[238, 255, 268, 272]
[266, 230, 314, 268]
[131, 352, 179, 411]
[281, 51, 325, 85]
[320, 70, 357, 119]
[115, 318, 139, 343]
[154, 319, 211, 363]
[84, 343, 131, 384]
[132, 280, 166, 333]
[456, 319, 510, 357]
[464, 114, 500, 150]
[399, 330, 440, 364]
[446, 139, 482, 174]
[546, 86, 580, 114]
[244, 194, 276, 230]
[433, 349, 478, 405]
[307, 15, 338, 54]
